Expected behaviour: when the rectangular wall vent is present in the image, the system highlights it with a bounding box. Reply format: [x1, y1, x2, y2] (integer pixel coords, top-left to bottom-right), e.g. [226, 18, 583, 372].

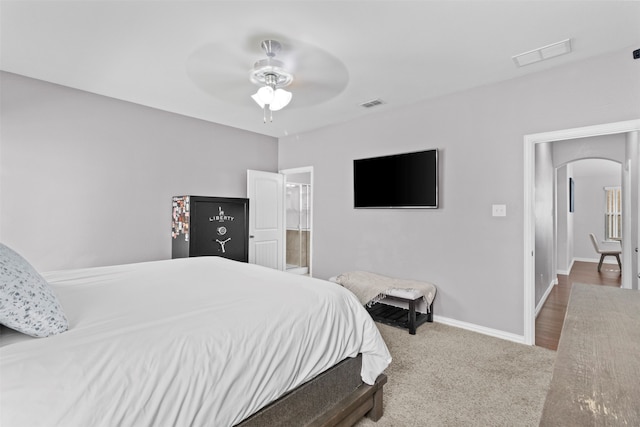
[359, 98, 385, 108]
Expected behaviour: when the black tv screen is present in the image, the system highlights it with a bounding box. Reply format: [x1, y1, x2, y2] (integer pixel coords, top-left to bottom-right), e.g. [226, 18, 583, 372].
[353, 149, 438, 208]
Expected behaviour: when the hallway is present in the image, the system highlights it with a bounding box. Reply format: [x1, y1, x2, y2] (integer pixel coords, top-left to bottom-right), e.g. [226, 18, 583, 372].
[535, 261, 621, 350]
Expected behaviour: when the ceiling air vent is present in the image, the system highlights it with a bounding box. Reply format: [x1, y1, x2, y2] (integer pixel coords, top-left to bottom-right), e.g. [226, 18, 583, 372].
[512, 39, 572, 67]
[359, 98, 385, 108]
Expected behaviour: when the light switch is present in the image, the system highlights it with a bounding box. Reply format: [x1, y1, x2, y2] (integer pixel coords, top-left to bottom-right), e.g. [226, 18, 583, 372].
[492, 204, 507, 217]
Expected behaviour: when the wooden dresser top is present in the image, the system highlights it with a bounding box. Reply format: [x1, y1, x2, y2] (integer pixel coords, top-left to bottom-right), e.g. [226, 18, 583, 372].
[540, 283, 640, 426]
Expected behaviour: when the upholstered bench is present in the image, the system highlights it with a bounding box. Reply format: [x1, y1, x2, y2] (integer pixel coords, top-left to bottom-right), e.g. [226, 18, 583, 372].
[331, 271, 437, 335]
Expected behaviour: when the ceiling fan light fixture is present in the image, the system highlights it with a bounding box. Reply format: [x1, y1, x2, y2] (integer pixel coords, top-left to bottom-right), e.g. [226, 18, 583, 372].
[251, 91, 265, 108]
[256, 85, 275, 105]
[249, 40, 294, 122]
[269, 89, 292, 111]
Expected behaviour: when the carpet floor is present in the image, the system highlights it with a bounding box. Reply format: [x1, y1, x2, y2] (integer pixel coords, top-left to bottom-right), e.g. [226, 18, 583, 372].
[356, 322, 555, 427]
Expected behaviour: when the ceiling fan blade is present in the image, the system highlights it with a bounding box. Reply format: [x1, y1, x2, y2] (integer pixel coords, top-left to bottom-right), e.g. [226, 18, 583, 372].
[186, 37, 349, 108]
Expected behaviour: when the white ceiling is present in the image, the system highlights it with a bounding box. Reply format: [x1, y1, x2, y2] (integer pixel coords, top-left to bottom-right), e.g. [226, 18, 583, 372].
[2, 1, 639, 138]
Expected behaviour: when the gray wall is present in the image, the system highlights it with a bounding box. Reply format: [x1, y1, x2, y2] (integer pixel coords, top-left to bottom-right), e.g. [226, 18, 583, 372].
[625, 131, 639, 289]
[278, 47, 640, 336]
[535, 142, 555, 307]
[0, 72, 278, 271]
[556, 164, 572, 274]
[552, 135, 625, 167]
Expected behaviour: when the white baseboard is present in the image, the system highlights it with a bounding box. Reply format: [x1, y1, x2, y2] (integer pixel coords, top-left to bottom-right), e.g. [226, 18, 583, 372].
[559, 256, 618, 274]
[433, 315, 526, 345]
[557, 258, 575, 275]
[535, 280, 555, 318]
[574, 256, 618, 265]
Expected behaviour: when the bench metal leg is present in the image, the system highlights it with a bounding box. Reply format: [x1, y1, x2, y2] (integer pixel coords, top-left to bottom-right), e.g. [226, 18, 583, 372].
[408, 299, 416, 335]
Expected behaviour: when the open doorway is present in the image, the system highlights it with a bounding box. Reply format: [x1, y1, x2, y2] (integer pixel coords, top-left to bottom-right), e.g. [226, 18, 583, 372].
[281, 167, 314, 277]
[535, 157, 624, 350]
[565, 159, 622, 269]
[523, 120, 640, 345]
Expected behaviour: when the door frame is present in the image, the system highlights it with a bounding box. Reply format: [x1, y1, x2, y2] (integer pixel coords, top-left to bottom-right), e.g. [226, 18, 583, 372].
[523, 119, 640, 345]
[280, 166, 314, 277]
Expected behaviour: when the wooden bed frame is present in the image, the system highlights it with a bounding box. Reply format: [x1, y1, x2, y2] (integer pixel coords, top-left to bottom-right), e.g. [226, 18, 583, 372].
[238, 354, 387, 426]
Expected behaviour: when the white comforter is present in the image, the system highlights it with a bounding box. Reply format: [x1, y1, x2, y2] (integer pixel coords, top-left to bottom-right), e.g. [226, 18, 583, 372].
[0, 257, 391, 427]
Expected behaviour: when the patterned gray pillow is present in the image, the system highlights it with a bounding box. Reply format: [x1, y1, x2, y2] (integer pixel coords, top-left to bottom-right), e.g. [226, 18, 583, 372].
[0, 243, 68, 337]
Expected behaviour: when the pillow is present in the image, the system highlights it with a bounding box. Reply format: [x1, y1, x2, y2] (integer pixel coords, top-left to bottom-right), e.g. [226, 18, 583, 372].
[0, 243, 68, 337]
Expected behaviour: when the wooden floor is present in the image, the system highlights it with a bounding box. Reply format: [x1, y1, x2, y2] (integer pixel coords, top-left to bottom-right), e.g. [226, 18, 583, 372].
[535, 260, 621, 351]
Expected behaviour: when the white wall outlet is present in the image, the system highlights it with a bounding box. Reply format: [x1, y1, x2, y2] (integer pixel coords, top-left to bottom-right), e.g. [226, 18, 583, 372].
[492, 204, 507, 217]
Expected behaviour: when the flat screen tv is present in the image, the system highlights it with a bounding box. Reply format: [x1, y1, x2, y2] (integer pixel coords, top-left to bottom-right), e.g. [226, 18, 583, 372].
[353, 149, 438, 209]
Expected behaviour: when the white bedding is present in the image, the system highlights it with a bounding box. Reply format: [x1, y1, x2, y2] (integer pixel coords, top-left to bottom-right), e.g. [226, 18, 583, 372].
[0, 257, 391, 427]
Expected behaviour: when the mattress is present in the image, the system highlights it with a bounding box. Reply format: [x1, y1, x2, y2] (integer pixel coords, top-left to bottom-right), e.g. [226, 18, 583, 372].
[0, 257, 391, 426]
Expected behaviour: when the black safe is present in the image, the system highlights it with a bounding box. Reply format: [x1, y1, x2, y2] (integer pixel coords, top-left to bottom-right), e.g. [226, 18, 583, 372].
[171, 196, 249, 262]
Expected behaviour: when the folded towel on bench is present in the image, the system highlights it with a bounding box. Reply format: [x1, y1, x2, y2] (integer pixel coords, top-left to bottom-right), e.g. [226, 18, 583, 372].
[333, 271, 437, 313]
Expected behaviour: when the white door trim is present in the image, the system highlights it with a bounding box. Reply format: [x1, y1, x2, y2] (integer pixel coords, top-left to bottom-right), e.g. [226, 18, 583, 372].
[280, 166, 314, 277]
[523, 119, 640, 345]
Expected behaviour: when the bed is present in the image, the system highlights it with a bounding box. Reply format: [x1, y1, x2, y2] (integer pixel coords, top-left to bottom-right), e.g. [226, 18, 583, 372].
[0, 249, 391, 426]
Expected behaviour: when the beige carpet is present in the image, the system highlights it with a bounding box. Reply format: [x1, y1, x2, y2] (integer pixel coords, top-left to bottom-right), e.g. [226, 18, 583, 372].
[356, 322, 555, 427]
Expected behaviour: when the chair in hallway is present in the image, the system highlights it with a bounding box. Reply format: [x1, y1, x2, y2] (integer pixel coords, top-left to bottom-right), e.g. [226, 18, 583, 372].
[589, 233, 622, 272]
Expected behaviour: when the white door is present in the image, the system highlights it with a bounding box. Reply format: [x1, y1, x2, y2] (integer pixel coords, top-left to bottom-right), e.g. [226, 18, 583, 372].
[247, 170, 284, 270]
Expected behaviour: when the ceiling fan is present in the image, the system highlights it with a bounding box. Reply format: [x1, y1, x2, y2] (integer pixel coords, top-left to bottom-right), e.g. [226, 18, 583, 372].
[249, 40, 293, 123]
[185, 36, 349, 123]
